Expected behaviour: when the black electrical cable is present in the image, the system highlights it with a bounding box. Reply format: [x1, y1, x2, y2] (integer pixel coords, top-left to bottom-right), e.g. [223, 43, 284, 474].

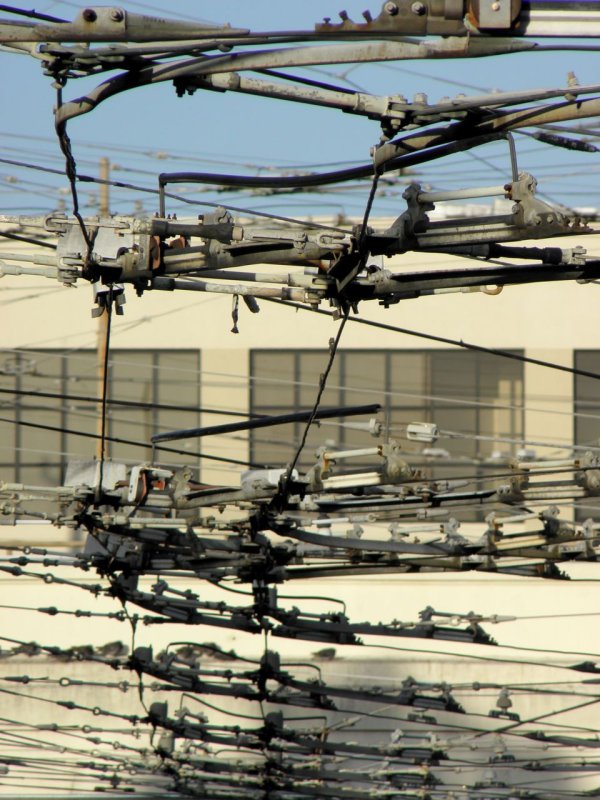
[0, 230, 56, 249]
[211, 579, 347, 611]
[159, 132, 504, 191]
[258, 67, 357, 96]
[280, 310, 349, 502]
[54, 88, 93, 260]
[477, 693, 600, 740]
[0, 156, 350, 233]
[367, 641, 598, 677]
[0, 388, 266, 419]
[0, 4, 67, 22]
[0, 385, 260, 419]
[277, 158, 383, 500]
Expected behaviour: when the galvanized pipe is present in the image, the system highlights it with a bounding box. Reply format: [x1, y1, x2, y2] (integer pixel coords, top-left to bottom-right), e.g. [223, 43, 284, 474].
[418, 184, 507, 202]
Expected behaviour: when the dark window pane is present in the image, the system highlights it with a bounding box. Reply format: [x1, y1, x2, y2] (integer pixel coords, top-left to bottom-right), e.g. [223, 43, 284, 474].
[574, 351, 600, 520]
[575, 352, 600, 406]
[298, 352, 340, 407]
[389, 352, 427, 398]
[251, 352, 296, 408]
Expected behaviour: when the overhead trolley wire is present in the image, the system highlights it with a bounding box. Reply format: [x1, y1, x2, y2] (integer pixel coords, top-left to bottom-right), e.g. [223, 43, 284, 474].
[266, 299, 600, 384]
[0, 415, 260, 468]
[0, 156, 351, 233]
[8, 345, 600, 426]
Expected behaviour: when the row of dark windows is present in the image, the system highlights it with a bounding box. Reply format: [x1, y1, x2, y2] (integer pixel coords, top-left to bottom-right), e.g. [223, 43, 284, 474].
[250, 348, 524, 471]
[0, 350, 201, 487]
[2, 348, 598, 489]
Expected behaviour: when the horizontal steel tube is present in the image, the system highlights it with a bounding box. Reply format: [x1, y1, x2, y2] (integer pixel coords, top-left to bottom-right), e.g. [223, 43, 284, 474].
[418, 184, 506, 202]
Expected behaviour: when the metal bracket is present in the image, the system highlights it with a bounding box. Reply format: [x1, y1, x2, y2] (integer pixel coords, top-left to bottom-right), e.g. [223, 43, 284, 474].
[315, 0, 521, 36]
[473, 0, 520, 29]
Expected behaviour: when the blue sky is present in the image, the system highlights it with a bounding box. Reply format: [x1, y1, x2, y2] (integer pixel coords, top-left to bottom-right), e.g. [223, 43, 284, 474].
[0, 1, 598, 220]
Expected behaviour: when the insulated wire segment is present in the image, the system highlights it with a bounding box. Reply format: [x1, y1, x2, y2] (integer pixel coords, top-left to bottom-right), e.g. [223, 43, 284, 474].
[158, 131, 507, 191]
[0, 399, 395, 456]
[365, 642, 600, 680]
[0, 5, 67, 23]
[53, 87, 93, 261]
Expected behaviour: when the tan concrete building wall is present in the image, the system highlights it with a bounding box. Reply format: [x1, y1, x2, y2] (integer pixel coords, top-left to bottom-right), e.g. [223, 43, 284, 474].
[1, 224, 600, 795]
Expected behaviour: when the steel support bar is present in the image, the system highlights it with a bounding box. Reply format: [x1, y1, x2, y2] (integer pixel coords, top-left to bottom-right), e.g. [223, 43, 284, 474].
[54, 38, 535, 125]
[375, 96, 600, 168]
[376, 260, 600, 298]
[418, 184, 507, 202]
[150, 275, 315, 302]
[0, 260, 60, 278]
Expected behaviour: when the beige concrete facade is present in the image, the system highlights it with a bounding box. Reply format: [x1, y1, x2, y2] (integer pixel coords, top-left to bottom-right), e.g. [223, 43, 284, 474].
[1, 221, 600, 795]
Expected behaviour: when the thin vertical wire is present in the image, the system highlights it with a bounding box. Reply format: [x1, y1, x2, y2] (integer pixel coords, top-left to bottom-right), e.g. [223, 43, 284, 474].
[97, 286, 114, 501]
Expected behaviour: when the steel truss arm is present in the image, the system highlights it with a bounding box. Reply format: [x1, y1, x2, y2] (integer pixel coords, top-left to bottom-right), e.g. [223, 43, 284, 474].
[181, 72, 600, 135]
[53, 38, 535, 125]
[3, 1, 600, 45]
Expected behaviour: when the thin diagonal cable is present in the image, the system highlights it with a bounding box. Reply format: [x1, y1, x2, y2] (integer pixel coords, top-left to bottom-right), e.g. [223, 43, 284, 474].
[282, 313, 349, 498]
[0, 4, 67, 22]
[0, 230, 56, 249]
[0, 416, 255, 466]
[9, 345, 600, 423]
[280, 163, 380, 496]
[0, 386, 258, 419]
[97, 286, 113, 502]
[264, 299, 600, 384]
[357, 167, 380, 252]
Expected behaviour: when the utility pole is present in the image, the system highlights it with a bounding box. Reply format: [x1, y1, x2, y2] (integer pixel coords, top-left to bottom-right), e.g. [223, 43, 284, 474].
[96, 157, 110, 465]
